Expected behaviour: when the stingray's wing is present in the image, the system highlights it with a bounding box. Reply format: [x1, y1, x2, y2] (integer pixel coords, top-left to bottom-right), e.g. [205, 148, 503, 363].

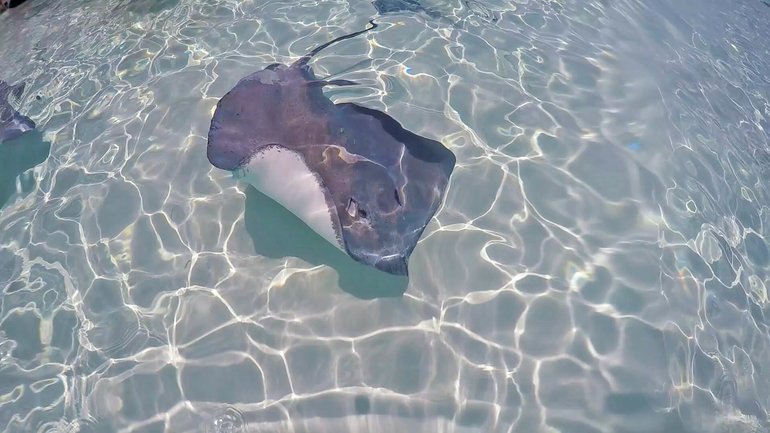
[335, 102, 455, 168]
[206, 76, 288, 171]
[9, 82, 25, 100]
[0, 81, 11, 104]
[0, 81, 25, 102]
[321, 102, 455, 275]
[207, 64, 350, 171]
[372, 0, 445, 20]
[373, 0, 425, 14]
[0, 111, 35, 143]
[0, 81, 32, 129]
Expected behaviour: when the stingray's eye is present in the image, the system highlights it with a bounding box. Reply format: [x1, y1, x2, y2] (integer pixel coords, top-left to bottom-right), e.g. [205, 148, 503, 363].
[346, 198, 356, 217]
[346, 198, 369, 219]
[346, 198, 359, 217]
[394, 189, 402, 206]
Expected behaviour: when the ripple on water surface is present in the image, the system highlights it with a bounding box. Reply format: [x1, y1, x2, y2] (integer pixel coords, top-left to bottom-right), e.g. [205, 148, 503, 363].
[1, 0, 770, 432]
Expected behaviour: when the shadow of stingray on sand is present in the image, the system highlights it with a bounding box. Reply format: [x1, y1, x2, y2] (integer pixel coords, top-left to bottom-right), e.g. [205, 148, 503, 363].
[0, 129, 50, 210]
[243, 186, 409, 300]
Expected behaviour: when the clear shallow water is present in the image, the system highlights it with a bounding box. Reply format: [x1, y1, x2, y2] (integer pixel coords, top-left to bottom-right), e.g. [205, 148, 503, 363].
[1, 0, 770, 431]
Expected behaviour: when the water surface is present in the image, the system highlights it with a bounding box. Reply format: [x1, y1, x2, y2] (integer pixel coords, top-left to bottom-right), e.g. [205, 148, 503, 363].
[1, 0, 770, 432]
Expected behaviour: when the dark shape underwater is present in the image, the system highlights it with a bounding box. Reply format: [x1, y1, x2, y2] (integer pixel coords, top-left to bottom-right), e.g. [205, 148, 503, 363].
[207, 20, 456, 276]
[0, 80, 35, 144]
[372, 0, 441, 18]
[370, 0, 500, 27]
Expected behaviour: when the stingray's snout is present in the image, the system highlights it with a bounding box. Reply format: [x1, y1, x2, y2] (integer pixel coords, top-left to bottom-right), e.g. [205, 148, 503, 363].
[374, 254, 409, 276]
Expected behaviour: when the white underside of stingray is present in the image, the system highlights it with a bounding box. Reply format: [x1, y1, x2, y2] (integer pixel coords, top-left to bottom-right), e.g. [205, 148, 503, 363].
[233, 146, 344, 251]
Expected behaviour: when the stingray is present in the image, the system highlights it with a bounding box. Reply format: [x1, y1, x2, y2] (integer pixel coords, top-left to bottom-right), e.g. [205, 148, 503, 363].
[369, 0, 500, 27]
[372, 0, 442, 19]
[0, 80, 35, 144]
[207, 20, 456, 276]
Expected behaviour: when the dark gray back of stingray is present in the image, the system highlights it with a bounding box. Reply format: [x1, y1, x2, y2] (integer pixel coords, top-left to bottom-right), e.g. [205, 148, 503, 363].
[373, 0, 438, 16]
[207, 22, 455, 275]
[0, 80, 35, 144]
[0, 80, 24, 119]
[370, 0, 500, 28]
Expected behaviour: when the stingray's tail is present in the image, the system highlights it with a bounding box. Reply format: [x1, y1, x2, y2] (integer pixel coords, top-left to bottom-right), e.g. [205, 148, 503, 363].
[297, 20, 378, 66]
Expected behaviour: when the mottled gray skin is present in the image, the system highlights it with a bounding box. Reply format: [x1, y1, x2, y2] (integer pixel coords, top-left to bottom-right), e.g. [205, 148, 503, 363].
[372, 0, 441, 18]
[0, 81, 35, 144]
[207, 22, 455, 276]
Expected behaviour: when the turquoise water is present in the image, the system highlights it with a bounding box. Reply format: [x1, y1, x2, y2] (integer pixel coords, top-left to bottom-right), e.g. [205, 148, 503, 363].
[1, 0, 770, 431]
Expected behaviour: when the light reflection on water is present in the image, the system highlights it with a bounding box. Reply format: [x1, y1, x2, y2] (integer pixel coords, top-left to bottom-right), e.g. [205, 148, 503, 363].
[1, 0, 770, 432]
